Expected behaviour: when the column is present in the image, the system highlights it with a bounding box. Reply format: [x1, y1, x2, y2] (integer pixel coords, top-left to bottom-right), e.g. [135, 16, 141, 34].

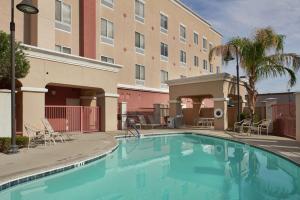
[120, 102, 127, 130]
[296, 93, 300, 142]
[0, 90, 11, 137]
[97, 93, 119, 132]
[213, 97, 229, 130]
[21, 87, 48, 130]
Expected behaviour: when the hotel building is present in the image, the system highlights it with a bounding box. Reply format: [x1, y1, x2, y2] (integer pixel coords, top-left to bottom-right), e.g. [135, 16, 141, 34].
[0, 0, 222, 132]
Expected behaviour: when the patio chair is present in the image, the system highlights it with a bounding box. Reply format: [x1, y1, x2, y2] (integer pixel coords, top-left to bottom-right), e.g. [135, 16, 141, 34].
[148, 115, 164, 128]
[259, 120, 272, 135]
[234, 119, 252, 133]
[41, 119, 66, 142]
[24, 124, 55, 147]
[249, 121, 262, 135]
[137, 115, 160, 129]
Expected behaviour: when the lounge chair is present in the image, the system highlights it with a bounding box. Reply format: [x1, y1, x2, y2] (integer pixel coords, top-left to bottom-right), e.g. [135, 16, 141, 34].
[24, 124, 55, 147]
[234, 119, 252, 133]
[249, 121, 262, 135]
[138, 115, 160, 129]
[148, 115, 163, 128]
[258, 119, 272, 135]
[42, 119, 66, 142]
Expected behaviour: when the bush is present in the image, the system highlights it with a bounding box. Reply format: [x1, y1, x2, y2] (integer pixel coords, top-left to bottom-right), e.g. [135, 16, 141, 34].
[0, 136, 29, 153]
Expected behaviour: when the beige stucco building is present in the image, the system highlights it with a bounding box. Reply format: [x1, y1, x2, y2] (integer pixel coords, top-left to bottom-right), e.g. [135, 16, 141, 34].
[0, 0, 222, 132]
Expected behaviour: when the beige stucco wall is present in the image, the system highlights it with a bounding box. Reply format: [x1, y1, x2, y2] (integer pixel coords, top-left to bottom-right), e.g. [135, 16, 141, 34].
[296, 93, 300, 142]
[0, 90, 12, 137]
[98, 0, 222, 89]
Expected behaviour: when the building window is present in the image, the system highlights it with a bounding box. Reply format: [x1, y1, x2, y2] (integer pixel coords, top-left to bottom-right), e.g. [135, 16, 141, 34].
[210, 64, 213, 73]
[101, 56, 115, 64]
[135, 64, 145, 81]
[194, 32, 198, 45]
[203, 37, 208, 50]
[135, 32, 145, 54]
[160, 42, 168, 61]
[161, 70, 168, 83]
[55, 0, 71, 32]
[194, 56, 199, 67]
[203, 60, 208, 70]
[55, 45, 71, 54]
[180, 50, 186, 65]
[180, 24, 186, 42]
[135, 0, 145, 23]
[101, 0, 114, 8]
[216, 66, 221, 74]
[101, 18, 114, 45]
[160, 13, 168, 33]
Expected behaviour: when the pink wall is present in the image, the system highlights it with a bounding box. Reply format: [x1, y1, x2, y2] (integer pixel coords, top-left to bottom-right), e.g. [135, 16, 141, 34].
[46, 86, 81, 105]
[118, 89, 169, 112]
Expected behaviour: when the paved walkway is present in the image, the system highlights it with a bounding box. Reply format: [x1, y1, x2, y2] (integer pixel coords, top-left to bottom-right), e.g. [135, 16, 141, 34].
[0, 129, 299, 184]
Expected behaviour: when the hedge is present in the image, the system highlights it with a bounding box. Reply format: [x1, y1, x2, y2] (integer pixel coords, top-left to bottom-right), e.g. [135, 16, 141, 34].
[0, 136, 29, 153]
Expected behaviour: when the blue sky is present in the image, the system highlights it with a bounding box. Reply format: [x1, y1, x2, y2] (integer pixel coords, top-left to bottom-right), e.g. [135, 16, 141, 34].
[181, 0, 300, 93]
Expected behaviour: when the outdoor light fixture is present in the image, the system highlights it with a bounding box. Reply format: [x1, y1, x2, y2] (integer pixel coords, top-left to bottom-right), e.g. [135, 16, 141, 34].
[224, 43, 241, 122]
[9, 0, 39, 154]
[16, 0, 39, 14]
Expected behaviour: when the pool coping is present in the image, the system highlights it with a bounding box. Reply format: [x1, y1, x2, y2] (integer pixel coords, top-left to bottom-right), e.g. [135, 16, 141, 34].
[0, 131, 299, 192]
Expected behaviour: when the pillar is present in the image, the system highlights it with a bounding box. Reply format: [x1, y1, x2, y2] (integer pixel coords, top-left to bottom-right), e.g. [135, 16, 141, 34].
[21, 87, 48, 130]
[98, 93, 119, 132]
[120, 102, 127, 130]
[169, 100, 182, 118]
[213, 97, 228, 130]
[296, 93, 300, 142]
[0, 90, 11, 137]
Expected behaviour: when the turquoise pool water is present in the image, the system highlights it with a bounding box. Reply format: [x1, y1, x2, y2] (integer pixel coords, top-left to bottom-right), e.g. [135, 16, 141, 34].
[0, 134, 300, 200]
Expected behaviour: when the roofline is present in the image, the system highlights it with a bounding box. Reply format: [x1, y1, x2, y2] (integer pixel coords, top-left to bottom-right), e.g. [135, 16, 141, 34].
[172, 0, 223, 38]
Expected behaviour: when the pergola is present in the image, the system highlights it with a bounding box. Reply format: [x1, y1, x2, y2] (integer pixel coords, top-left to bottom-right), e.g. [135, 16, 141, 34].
[167, 73, 247, 130]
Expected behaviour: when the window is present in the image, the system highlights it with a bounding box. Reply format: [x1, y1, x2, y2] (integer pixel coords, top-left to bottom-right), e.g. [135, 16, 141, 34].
[210, 64, 213, 73]
[135, 0, 145, 23]
[180, 24, 186, 42]
[160, 13, 168, 33]
[135, 64, 145, 80]
[180, 50, 186, 65]
[161, 70, 168, 83]
[55, 0, 71, 32]
[203, 60, 208, 70]
[55, 45, 71, 54]
[194, 56, 199, 67]
[194, 32, 198, 45]
[216, 66, 221, 74]
[160, 43, 168, 61]
[135, 32, 145, 54]
[203, 37, 208, 50]
[101, 0, 114, 8]
[101, 56, 114, 64]
[101, 18, 114, 44]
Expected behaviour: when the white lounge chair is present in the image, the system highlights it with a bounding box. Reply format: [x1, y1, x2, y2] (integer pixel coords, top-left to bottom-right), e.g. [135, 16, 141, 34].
[234, 119, 252, 133]
[42, 119, 66, 142]
[138, 115, 160, 129]
[258, 120, 272, 135]
[24, 124, 55, 147]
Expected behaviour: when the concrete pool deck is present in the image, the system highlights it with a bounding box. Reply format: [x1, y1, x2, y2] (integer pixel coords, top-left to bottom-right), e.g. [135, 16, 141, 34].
[0, 129, 299, 184]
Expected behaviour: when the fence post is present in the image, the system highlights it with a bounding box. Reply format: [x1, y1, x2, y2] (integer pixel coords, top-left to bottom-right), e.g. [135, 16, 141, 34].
[80, 106, 83, 133]
[296, 93, 300, 142]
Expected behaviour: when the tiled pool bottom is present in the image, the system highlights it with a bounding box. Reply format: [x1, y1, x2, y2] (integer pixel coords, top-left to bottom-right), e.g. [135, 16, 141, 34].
[1, 134, 300, 200]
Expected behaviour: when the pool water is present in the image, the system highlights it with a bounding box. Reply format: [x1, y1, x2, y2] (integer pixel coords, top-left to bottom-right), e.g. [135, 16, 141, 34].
[0, 134, 300, 200]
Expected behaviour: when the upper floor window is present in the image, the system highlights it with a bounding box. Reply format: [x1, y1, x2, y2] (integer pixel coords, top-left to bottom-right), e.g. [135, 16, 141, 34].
[101, 18, 114, 45]
[160, 42, 168, 61]
[135, 64, 145, 81]
[135, 32, 145, 54]
[135, 0, 145, 23]
[194, 56, 199, 67]
[194, 32, 198, 45]
[160, 13, 168, 33]
[55, 45, 71, 54]
[210, 64, 213, 73]
[180, 24, 186, 42]
[101, 0, 114, 8]
[180, 50, 186, 65]
[55, 0, 71, 32]
[203, 37, 208, 50]
[101, 56, 115, 64]
[203, 59, 208, 70]
[160, 70, 168, 84]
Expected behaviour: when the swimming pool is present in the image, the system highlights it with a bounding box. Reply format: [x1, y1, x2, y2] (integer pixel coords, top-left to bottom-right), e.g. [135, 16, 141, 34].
[0, 134, 299, 200]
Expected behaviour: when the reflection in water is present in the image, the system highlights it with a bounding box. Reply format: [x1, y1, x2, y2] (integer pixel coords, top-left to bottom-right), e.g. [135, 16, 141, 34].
[0, 134, 300, 200]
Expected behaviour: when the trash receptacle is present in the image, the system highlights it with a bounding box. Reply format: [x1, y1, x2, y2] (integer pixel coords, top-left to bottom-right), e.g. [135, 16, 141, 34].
[167, 117, 175, 128]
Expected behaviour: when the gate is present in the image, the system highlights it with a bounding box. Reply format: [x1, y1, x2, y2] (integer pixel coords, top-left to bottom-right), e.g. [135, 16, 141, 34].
[45, 106, 100, 133]
[272, 104, 296, 139]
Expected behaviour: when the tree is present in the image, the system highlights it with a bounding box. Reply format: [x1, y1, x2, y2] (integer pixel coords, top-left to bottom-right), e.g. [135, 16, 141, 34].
[0, 31, 30, 89]
[209, 27, 300, 120]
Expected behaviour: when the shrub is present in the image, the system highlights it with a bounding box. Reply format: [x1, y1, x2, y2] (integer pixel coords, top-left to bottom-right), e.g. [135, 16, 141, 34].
[0, 136, 29, 153]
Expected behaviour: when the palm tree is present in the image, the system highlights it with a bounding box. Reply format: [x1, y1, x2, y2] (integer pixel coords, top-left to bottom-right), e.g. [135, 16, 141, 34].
[209, 27, 300, 120]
